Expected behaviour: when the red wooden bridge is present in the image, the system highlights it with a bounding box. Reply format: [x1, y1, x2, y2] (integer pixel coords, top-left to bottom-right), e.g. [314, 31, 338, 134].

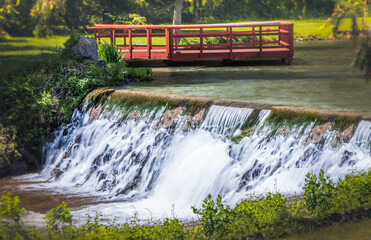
[87, 21, 294, 62]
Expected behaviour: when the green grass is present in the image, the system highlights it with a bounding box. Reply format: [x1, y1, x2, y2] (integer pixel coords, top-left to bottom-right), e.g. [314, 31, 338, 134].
[289, 18, 371, 39]
[283, 218, 371, 240]
[0, 36, 67, 75]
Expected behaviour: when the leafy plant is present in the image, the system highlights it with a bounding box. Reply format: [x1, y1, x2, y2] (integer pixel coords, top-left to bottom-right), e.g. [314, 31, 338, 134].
[98, 42, 123, 63]
[192, 194, 231, 237]
[303, 170, 336, 214]
[0, 191, 26, 239]
[226, 193, 290, 239]
[61, 30, 82, 58]
[45, 203, 73, 232]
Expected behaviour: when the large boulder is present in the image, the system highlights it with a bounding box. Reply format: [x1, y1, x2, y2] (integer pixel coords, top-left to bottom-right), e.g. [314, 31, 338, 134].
[70, 37, 99, 62]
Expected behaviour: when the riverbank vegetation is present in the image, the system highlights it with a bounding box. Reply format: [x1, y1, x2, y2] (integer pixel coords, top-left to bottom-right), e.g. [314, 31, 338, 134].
[0, 34, 152, 176]
[0, 170, 370, 239]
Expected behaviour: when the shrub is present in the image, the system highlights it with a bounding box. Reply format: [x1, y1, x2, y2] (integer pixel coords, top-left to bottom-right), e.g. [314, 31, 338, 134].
[0, 191, 26, 239]
[45, 203, 73, 232]
[332, 170, 371, 214]
[303, 170, 335, 215]
[192, 194, 231, 237]
[226, 193, 290, 239]
[98, 42, 123, 63]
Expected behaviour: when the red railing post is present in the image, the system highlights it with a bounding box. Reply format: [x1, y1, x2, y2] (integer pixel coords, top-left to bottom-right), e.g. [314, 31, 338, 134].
[229, 26, 233, 58]
[147, 28, 151, 59]
[259, 25, 262, 55]
[200, 27, 203, 57]
[110, 29, 116, 45]
[288, 24, 294, 59]
[124, 29, 127, 46]
[226, 27, 230, 46]
[165, 27, 172, 59]
[98, 29, 101, 44]
[252, 26, 255, 48]
[278, 24, 282, 46]
[129, 29, 132, 59]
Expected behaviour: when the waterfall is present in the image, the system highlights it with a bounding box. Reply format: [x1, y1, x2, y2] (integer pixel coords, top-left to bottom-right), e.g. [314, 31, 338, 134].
[351, 120, 371, 151]
[201, 105, 253, 136]
[37, 101, 371, 221]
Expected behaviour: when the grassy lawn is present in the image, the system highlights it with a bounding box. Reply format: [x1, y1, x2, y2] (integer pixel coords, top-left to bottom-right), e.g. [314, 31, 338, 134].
[0, 36, 67, 75]
[283, 218, 371, 240]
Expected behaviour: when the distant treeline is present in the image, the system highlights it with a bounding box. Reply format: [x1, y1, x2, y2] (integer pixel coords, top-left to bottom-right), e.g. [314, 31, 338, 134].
[1, 0, 336, 37]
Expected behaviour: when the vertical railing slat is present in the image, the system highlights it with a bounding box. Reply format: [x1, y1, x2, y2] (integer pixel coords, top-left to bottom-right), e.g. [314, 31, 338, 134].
[129, 29, 132, 59]
[259, 26, 262, 55]
[147, 28, 151, 59]
[124, 29, 127, 47]
[200, 28, 203, 57]
[252, 26, 255, 48]
[229, 27, 233, 58]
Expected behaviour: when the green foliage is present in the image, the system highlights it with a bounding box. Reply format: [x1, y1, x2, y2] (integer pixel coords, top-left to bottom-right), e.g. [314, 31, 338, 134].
[225, 193, 290, 239]
[0, 191, 26, 239]
[192, 194, 231, 237]
[303, 170, 336, 214]
[0, 40, 152, 167]
[125, 67, 153, 81]
[330, 170, 371, 213]
[0, 0, 35, 36]
[62, 30, 82, 58]
[45, 203, 73, 232]
[302, 169, 371, 218]
[0, 191, 24, 225]
[0, 125, 20, 164]
[98, 42, 123, 63]
[324, 0, 367, 38]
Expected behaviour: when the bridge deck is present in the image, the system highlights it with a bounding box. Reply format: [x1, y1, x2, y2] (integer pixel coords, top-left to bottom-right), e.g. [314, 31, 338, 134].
[87, 21, 294, 62]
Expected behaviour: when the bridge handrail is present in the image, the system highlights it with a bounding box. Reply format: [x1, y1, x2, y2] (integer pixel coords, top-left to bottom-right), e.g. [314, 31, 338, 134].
[87, 21, 294, 61]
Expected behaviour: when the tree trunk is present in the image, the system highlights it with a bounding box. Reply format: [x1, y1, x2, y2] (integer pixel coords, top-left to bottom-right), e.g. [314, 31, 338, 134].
[173, 0, 183, 44]
[173, 0, 183, 25]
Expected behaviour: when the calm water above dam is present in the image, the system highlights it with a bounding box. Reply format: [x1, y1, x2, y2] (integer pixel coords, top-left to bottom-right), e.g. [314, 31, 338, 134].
[130, 40, 371, 114]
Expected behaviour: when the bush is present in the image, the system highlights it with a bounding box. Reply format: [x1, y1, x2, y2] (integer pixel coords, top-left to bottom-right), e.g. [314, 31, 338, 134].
[98, 42, 123, 63]
[0, 191, 26, 239]
[331, 170, 371, 214]
[225, 193, 290, 239]
[303, 170, 336, 215]
[192, 194, 231, 237]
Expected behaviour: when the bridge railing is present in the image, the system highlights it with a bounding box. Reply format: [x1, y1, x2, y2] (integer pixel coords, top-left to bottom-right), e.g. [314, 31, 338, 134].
[87, 21, 294, 61]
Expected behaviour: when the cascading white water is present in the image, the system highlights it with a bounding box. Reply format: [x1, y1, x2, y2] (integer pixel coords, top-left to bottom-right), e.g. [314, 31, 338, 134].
[36, 103, 371, 222]
[351, 120, 371, 151]
[201, 105, 253, 136]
